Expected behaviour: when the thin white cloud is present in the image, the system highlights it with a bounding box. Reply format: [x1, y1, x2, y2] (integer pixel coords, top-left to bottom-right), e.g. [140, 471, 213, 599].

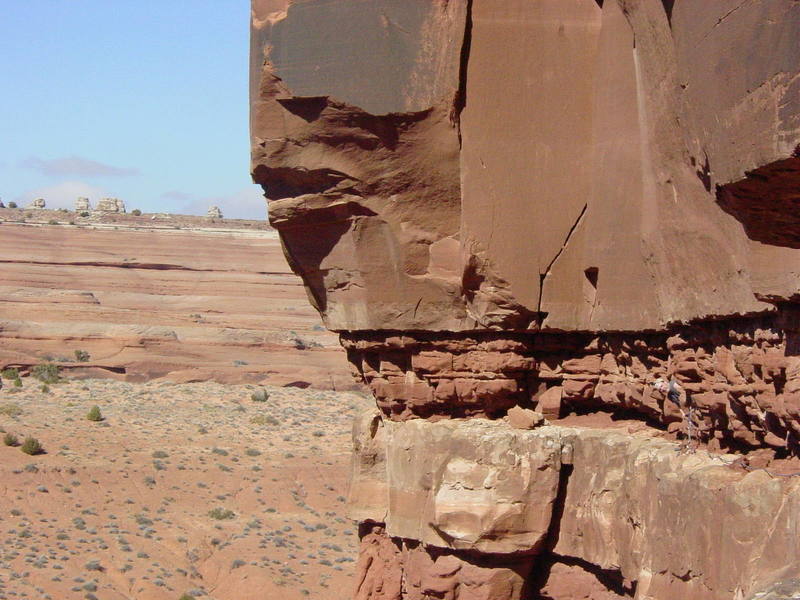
[14, 181, 110, 210]
[176, 186, 267, 220]
[160, 190, 193, 201]
[21, 155, 140, 178]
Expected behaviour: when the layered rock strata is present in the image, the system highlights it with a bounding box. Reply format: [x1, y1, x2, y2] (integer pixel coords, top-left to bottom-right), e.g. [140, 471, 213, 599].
[250, 1, 800, 598]
[350, 413, 800, 600]
[0, 223, 349, 388]
[342, 307, 800, 453]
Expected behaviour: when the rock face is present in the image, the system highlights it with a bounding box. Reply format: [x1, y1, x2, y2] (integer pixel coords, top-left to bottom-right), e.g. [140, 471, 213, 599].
[252, 0, 800, 334]
[95, 197, 126, 213]
[75, 197, 91, 212]
[207, 205, 223, 219]
[28, 198, 45, 209]
[250, 1, 800, 598]
[351, 412, 800, 600]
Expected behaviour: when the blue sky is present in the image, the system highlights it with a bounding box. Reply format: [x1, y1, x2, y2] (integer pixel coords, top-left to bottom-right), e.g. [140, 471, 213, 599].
[0, 1, 265, 219]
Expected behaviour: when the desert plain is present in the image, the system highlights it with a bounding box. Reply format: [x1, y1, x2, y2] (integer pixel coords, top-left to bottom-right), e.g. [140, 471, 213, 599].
[0, 213, 364, 600]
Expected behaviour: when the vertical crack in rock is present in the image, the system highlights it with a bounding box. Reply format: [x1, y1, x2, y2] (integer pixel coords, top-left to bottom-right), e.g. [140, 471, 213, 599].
[450, 0, 473, 145]
[661, 0, 676, 25]
[544, 463, 573, 553]
[537, 204, 588, 316]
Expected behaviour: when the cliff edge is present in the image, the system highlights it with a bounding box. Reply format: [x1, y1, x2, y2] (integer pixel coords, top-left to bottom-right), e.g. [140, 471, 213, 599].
[251, 1, 800, 598]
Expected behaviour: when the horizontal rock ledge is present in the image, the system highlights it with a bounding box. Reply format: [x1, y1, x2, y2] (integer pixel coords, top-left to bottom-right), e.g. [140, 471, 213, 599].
[341, 311, 800, 456]
[350, 410, 800, 599]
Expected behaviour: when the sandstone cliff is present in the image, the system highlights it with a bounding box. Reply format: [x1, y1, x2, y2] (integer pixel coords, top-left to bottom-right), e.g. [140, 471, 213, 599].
[250, 1, 800, 598]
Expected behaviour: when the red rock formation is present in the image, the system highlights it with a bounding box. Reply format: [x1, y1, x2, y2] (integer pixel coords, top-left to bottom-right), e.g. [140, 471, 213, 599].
[355, 525, 533, 600]
[252, 0, 800, 333]
[342, 310, 800, 452]
[250, 1, 800, 598]
[349, 414, 800, 600]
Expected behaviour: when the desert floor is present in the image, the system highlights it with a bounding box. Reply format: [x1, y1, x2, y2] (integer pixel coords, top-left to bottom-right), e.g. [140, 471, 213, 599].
[0, 376, 373, 600]
[0, 219, 351, 389]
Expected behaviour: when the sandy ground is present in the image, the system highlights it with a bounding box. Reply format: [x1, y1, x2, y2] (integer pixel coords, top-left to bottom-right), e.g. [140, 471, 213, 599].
[0, 376, 373, 600]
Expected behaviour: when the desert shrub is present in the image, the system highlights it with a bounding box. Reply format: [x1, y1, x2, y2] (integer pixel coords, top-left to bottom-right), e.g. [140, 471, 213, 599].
[250, 414, 279, 426]
[40, 384, 50, 393]
[13, 377, 22, 388]
[135, 514, 153, 527]
[208, 507, 235, 520]
[131, 209, 142, 216]
[1, 367, 19, 379]
[74, 349, 90, 362]
[86, 406, 103, 422]
[32, 362, 60, 384]
[20, 436, 43, 455]
[8, 202, 17, 208]
[48, 219, 59, 225]
[3, 432, 19, 446]
[84, 559, 103, 571]
[250, 388, 270, 402]
[79, 211, 90, 217]
[0, 403, 22, 417]
[152, 450, 168, 458]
